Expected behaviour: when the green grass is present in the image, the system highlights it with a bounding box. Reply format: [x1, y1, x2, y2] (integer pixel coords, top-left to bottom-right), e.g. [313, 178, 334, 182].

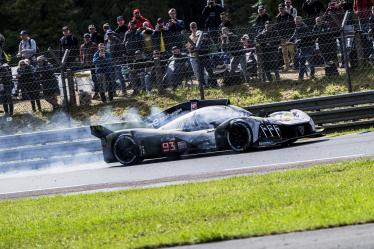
[1, 160, 374, 249]
[327, 127, 374, 137]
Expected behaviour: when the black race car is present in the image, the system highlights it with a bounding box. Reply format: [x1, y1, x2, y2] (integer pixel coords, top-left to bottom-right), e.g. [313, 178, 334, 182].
[91, 99, 323, 166]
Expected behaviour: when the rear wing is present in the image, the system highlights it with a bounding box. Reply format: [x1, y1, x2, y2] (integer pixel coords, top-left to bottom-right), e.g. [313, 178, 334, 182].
[90, 122, 145, 138]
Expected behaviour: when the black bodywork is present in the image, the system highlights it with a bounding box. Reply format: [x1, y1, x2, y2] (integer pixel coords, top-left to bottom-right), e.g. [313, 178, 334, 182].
[91, 99, 323, 166]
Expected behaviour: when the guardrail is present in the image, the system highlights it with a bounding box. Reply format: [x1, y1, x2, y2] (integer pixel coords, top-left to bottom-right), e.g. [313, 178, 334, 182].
[246, 90, 374, 131]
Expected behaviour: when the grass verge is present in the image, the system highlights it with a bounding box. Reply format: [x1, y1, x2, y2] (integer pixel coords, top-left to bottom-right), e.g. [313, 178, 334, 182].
[1, 160, 374, 249]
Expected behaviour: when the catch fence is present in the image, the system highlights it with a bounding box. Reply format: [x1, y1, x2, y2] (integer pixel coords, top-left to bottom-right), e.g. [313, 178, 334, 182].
[1, 11, 374, 119]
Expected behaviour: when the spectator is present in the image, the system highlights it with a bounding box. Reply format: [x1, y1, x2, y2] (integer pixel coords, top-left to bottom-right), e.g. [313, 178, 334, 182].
[202, 0, 225, 42]
[152, 18, 170, 54]
[0, 33, 6, 64]
[102, 23, 112, 42]
[255, 5, 272, 34]
[241, 35, 258, 79]
[80, 33, 99, 99]
[163, 46, 190, 89]
[140, 21, 155, 56]
[368, 6, 374, 35]
[220, 27, 249, 82]
[88, 24, 104, 44]
[17, 30, 37, 64]
[129, 50, 149, 95]
[115, 16, 128, 41]
[59, 26, 79, 69]
[0, 63, 14, 116]
[341, 0, 354, 11]
[105, 30, 126, 95]
[219, 12, 233, 33]
[17, 59, 42, 112]
[202, 0, 225, 30]
[324, 0, 345, 29]
[124, 21, 144, 59]
[285, 0, 298, 18]
[302, 0, 325, 26]
[256, 21, 281, 82]
[93, 43, 116, 102]
[277, 3, 296, 71]
[166, 8, 185, 49]
[35, 56, 60, 110]
[313, 16, 339, 64]
[186, 22, 204, 86]
[354, 0, 374, 21]
[197, 32, 217, 87]
[130, 9, 153, 30]
[147, 50, 168, 93]
[290, 16, 316, 80]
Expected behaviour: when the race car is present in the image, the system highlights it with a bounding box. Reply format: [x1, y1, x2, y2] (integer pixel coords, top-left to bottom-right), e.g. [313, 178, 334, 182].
[91, 99, 323, 166]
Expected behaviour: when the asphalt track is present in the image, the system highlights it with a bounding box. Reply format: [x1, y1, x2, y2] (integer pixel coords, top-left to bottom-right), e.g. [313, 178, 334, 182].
[0, 132, 374, 199]
[172, 223, 374, 249]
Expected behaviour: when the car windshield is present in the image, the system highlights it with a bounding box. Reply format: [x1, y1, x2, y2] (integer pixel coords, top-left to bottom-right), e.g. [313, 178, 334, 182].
[159, 105, 252, 131]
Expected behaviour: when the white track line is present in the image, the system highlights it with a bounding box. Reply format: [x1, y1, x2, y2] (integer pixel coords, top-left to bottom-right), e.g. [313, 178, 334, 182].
[225, 154, 369, 171]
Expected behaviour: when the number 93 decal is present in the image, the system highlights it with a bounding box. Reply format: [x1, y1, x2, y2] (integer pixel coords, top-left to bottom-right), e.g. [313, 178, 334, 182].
[161, 141, 177, 153]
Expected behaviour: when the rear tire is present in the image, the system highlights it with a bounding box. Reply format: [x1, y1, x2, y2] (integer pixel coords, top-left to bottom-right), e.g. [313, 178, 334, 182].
[227, 122, 253, 152]
[113, 135, 143, 166]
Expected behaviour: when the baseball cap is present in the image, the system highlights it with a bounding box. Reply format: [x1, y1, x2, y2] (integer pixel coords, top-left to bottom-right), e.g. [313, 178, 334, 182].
[83, 33, 91, 38]
[62, 26, 69, 31]
[20, 30, 28, 36]
[241, 34, 250, 40]
[117, 16, 124, 21]
[106, 30, 115, 35]
[88, 24, 96, 29]
[172, 46, 179, 50]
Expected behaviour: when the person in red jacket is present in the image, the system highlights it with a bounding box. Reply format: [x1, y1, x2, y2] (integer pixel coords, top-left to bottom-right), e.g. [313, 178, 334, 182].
[129, 9, 154, 30]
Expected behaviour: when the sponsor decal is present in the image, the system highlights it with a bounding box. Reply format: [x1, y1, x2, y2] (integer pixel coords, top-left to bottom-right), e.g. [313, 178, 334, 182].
[298, 126, 305, 136]
[191, 102, 198, 110]
[177, 141, 187, 150]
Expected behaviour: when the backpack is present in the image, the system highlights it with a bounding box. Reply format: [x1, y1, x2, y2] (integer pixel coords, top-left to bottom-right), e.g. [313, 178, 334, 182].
[28, 39, 40, 54]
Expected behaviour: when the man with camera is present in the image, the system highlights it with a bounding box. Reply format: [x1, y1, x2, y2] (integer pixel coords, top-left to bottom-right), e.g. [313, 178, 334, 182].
[202, 0, 225, 42]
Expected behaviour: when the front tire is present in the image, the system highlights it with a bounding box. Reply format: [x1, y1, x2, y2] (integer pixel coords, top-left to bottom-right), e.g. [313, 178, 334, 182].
[227, 121, 253, 152]
[113, 135, 143, 166]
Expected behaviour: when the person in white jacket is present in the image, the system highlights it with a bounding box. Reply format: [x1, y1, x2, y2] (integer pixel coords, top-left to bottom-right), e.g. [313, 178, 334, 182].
[17, 30, 37, 63]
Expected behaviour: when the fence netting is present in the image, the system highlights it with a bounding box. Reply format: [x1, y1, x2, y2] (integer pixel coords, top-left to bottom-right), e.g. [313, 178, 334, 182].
[2, 11, 374, 117]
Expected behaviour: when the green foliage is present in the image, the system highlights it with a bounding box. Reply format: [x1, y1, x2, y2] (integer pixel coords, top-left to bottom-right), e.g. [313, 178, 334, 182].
[1, 160, 374, 248]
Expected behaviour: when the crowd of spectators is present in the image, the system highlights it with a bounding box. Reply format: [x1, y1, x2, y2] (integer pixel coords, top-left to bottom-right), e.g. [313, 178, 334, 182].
[1, 0, 374, 115]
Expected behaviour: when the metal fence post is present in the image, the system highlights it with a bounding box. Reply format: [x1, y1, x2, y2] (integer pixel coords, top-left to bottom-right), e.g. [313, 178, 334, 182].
[197, 54, 205, 100]
[66, 69, 77, 107]
[61, 49, 71, 113]
[341, 11, 353, 93]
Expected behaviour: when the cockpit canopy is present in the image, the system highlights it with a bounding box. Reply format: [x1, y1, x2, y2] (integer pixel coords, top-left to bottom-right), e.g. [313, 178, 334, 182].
[159, 105, 252, 131]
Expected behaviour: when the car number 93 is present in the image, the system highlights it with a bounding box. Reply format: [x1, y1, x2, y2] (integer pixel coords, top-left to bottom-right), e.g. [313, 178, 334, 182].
[161, 141, 178, 153]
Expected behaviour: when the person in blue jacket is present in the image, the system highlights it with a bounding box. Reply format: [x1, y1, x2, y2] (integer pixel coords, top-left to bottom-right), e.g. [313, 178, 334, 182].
[93, 43, 116, 102]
